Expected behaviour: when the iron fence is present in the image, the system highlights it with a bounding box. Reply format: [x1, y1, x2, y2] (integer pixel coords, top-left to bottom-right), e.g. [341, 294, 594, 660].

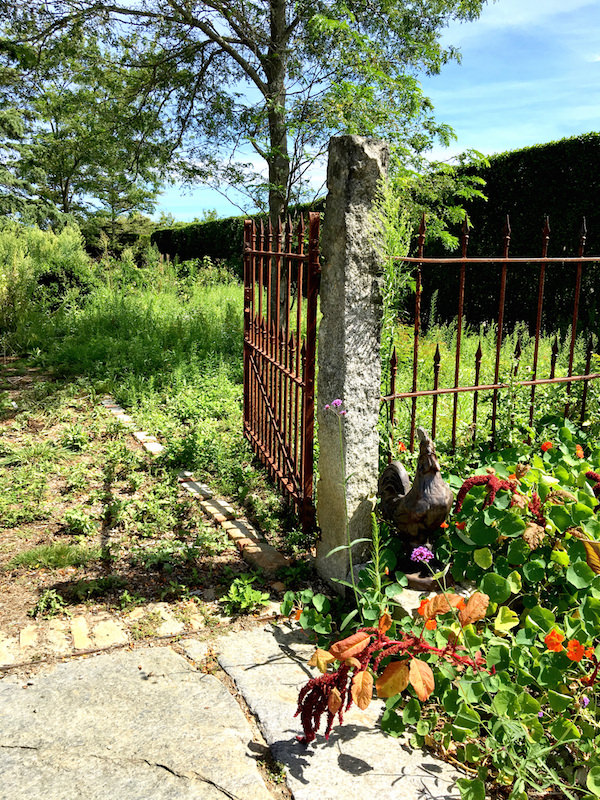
[382, 215, 600, 453]
[243, 213, 320, 533]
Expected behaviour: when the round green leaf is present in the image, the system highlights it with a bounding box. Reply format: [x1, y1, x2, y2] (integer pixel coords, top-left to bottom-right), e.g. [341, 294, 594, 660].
[587, 766, 600, 796]
[473, 547, 493, 569]
[402, 698, 421, 725]
[567, 560, 596, 589]
[480, 573, 511, 603]
[522, 559, 545, 584]
[507, 570, 522, 593]
[457, 777, 485, 800]
[468, 518, 500, 546]
[494, 606, 519, 634]
[507, 539, 530, 566]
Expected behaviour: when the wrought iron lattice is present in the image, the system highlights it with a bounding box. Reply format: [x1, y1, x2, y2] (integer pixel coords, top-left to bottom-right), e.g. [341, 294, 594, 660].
[243, 212, 320, 533]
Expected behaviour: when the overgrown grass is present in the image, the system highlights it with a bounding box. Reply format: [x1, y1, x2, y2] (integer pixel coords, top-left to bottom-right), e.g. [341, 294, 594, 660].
[9, 542, 101, 569]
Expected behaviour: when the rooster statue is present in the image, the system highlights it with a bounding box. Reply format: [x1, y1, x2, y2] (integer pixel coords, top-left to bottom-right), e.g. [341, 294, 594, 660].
[378, 427, 453, 554]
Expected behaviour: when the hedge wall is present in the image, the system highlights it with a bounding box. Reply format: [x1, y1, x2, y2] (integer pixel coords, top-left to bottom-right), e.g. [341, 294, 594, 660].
[419, 132, 600, 334]
[151, 198, 325, 277]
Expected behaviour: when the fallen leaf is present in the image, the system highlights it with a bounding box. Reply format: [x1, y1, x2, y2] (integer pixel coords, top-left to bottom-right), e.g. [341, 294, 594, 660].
[409, 658, 435, 701]
[328, 687, 342, 714]
[375, 660, 409, 698]
[329, 631, 370, 661]
[378, 612, 392, 636]
[515, 463, 530, 479]
[458, 592, 489, 627]
[351, 670, 373, 710]
[522, 522, 546, 550]
[308, 648, 335, 673]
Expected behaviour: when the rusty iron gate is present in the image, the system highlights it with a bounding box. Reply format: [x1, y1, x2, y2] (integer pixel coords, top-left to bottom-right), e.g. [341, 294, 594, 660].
[383, 215, 600, 453]
[243, 213, 320, 532]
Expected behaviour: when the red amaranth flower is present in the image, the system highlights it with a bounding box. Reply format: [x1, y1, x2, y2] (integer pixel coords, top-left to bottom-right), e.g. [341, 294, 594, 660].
[454, 474, 521, 514]
[528, 491, 546, 526]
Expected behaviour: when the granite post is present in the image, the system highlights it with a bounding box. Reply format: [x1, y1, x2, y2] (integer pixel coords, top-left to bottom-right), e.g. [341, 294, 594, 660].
[316, 135, 389, 586]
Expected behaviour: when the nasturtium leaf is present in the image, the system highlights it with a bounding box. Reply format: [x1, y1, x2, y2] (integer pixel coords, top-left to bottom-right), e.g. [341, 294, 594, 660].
[312, 593, 330, 613]
[479, 573, 511, 604]
[522, 559, 546, 584]
[507, 570, 522, 593]
[536, 663, 563, 689]
[380, 708, 405, 737]
[524, 604, 555, 633]
[587, 766, 600, 796]
[547, 690, 572, 713]
[517, 692, 540, 715]
[494, 606, 519, 634]
[492, 689, 518, 717]
[551, 717, 581, 742]
[385, 582, 405, 598]
[453, 703, 481, 733]
[497, 513, 526, 538]
[328, 687, 342, 714]
[402, 697, 421, 724]
[506, 539, 530, 566]
[458, 679, 485, 704]
[473, 548, 493, 569]
[567, 560, 596, 589]
[456, 777, 485, 800]
[547, 504, 573, 532]
[351, 670, 373, 710]
[573, 502, 595, 523]
[486, 644, 510, 671]
[375, 660, 409, 698]
[308, 648, 335, 673]
[409, 658, 435, 701]
[550, 548, 570, 568]
[468, 517, 500, 546]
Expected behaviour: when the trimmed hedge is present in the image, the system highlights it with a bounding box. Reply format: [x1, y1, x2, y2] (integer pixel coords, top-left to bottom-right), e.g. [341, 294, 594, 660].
[419, 133, 600, 333]
[151, 199, 325, 277]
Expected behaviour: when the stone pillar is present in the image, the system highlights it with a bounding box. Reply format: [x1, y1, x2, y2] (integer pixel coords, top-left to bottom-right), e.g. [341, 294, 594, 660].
[316, 135, 389, 586]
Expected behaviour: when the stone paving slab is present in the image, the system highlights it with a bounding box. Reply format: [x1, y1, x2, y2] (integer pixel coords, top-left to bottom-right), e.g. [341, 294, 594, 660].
[0, 647, 272, 800]
[217, 624, 461, 800]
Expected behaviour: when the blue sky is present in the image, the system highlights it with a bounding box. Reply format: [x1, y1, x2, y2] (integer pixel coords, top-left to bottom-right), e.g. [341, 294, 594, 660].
[154, 0, 600, 222]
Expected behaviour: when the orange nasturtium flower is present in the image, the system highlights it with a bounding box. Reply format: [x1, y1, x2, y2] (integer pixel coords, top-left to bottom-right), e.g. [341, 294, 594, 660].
[425, 619, 437, 630]
[541, 441, 554, 452]
[398, 441, 407, 453]
[417, 599, 429, 617]
[567, 640, 585, 662]
[585, 646, 595, 659]
[455, 522, 466, 530]
[440, 521, 449, 529]
[457, 599, 467, 611]
[576, 444, 585, 459]
[545, 629, 565, 652]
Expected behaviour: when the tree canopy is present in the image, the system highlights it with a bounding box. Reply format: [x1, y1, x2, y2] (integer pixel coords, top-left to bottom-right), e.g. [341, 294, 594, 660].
[4, 0, 488, 220]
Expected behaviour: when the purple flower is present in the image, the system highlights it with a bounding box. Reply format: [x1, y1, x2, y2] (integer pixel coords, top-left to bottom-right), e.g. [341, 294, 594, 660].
[581, 695, 590, 708]
[331, 399, 342, 407]
[410, 546, 434, 564]
[324, 404, 330, 410]
[339, 410, 347, 416]
[538, 710, 544, 718]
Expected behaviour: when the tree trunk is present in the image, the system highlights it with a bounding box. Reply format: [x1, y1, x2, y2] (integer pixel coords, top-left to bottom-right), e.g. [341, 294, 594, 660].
[266, 0, 290, 323]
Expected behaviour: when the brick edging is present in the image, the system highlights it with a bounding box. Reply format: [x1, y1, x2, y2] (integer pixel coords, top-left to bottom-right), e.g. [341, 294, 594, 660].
[101, 398, 290, 574]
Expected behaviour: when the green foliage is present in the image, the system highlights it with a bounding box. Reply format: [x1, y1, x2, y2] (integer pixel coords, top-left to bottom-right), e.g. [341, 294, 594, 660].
[9, 542, 100, 569]
[62, 507, 97, 537]
[28, 589, 67, 619]
[220, 574, 270, 615]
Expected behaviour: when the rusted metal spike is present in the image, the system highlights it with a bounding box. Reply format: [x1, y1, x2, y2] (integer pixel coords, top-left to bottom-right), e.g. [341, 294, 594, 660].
[475, 341, 482, 362]
[390, 346, 397, 369]
[276, 217, 282, 239]
[579, 216, 587, 250]
[434, 343, 441, 367]
[461, 214, 470, 257]
[542, 215, 550, 242]
[267, 218, 273, 238]
[289, 331, 295, 350]
[418, 213, 426, 237]
[297, 214, 305, 236]
[301, 341, 307, 359]
[502, 215, 511, 250]
[259, 219, 264, 240]
[552, 336, 559, 357]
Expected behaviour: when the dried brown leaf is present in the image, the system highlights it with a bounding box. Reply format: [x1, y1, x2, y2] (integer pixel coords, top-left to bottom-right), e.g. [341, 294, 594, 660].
[458, 592, 489, 627]
[422, 593, 463, 622]
[378, 612, 392, 636]
[522, 522, 546, 551]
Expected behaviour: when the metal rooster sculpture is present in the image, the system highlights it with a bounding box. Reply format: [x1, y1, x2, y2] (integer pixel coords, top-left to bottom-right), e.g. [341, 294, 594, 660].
[378, 427, 453, 551]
